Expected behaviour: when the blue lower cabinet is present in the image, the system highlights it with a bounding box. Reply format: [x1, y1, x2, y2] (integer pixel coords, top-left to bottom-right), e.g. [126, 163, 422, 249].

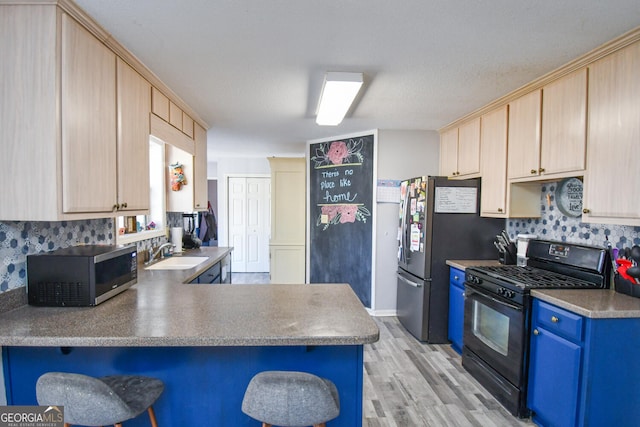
[528, 299, 640, 427]
[3, 345, 364, 427]
[448, 267, 465, 354]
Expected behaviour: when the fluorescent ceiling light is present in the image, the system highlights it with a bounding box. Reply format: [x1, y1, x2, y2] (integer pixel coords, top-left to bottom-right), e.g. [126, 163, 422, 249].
[316, 72, 363, 126]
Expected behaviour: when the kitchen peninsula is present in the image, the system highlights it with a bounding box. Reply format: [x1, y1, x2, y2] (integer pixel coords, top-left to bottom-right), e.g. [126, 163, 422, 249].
[0, 247, 379, 426]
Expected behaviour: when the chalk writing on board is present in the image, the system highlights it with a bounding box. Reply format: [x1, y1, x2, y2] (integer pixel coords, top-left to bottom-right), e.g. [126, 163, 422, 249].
[311, 138, 371, 230]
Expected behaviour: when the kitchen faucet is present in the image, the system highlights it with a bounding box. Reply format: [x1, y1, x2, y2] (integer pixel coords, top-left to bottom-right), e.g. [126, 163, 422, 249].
[147, 242, 174, 264]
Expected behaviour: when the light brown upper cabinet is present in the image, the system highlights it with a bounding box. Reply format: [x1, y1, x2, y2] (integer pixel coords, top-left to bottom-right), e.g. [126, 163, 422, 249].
[169, 101, 183, 130]
[151, 87, 170, 122]
[480, 106, 509, 217]
[457, 118, 481, 178]
[182, 112, 195, 138]
[508, 70, 587, 182]
[439, 127, 459, 177]
[507, 90, 542, 180]
[60, 13, 118, 214]
[116, 57, 151, 212]
[439, 118, 481, 179]
[583, 40, 640, 226]
[539, 69, 587, 177]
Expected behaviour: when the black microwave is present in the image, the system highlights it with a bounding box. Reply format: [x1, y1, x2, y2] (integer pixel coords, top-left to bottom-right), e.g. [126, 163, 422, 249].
[27, 245, 137, 307]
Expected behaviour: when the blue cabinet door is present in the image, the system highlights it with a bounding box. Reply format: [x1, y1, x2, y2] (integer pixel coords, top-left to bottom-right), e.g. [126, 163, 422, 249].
[448, 267, 465, 354]
[528, 325, 582, 427]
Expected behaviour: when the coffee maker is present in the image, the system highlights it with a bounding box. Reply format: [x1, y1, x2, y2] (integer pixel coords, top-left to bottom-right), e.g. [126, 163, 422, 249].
[182, 213, 202, 249]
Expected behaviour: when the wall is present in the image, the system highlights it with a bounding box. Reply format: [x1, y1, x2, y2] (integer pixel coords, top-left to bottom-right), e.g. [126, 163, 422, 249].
[507, 181, 640, 248]
[373, 130, 440, 315]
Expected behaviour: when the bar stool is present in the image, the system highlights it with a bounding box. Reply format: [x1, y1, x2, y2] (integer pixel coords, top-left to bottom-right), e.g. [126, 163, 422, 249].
[242, 370, 340, 427]
[36, 372, 164, 427]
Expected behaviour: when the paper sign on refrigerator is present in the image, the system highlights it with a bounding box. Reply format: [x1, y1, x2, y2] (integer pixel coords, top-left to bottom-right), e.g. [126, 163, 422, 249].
[410, 223, 420, 251]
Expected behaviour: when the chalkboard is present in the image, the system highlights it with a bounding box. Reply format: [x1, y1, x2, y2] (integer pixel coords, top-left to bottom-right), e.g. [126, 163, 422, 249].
[308, 134, 375, 307]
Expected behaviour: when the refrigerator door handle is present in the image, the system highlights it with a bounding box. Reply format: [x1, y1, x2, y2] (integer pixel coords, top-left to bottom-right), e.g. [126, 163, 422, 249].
[398, 274, 423, 288]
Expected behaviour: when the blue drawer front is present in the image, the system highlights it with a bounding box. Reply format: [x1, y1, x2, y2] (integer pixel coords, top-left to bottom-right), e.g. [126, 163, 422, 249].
[449, 267, 465, 288]
[534, 300, 583, 343]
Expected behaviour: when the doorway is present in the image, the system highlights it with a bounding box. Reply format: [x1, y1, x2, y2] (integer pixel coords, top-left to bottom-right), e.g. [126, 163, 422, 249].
[227, 177, 270, 272]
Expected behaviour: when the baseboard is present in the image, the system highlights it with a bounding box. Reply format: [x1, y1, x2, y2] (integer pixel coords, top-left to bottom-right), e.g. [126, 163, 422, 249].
[366, 308, 397, 317]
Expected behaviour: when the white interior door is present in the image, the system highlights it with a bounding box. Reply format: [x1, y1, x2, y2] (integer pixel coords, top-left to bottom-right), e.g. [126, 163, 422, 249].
[228, 177, 270, 272]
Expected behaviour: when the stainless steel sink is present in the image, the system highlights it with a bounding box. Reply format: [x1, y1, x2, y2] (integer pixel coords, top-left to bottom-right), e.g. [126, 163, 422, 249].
[144, 256, 208, 270]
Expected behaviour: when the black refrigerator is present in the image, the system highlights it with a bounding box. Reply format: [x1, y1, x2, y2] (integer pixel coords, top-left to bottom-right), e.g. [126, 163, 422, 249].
[396, 176, 504, 342]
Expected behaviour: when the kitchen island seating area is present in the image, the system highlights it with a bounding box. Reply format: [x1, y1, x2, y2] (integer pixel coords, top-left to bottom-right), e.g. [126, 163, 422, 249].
[242, 370, 340, 427]
[0, 280, 378, 426]
[36, 372, 164, 427]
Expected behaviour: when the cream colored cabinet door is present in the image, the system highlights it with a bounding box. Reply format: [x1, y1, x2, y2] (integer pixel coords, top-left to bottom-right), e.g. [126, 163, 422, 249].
[117, 57, 150, 213]
[480, 106, 508, 217]
[507, 90, 542, 180]
[193, 123, 208, 210]
[439, 127, 459, 177]
[583, 41, 640, 226]
[540, 68, 587, 177]
[268, 158, 306, 245]
[270, 246, 305, 284]
[457, 117, 481, 178]
[268, 157, 306, 283]
[61, 13, 117, 213]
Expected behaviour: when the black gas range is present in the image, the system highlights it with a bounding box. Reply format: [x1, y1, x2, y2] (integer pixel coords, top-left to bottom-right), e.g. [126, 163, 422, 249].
[462, 239, 611, 418]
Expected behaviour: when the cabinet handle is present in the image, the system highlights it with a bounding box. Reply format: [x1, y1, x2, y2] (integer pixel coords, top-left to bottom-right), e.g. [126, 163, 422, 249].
[497, 208, 503, 213]
[538, 167, 546, 173]
[582, 208, 590, 214]
[112, 203, 120, 211]
[121, 202, 127, 208]
[551, 316, 559, 323]
[454, 276, 459, 281]
[530, 169, 538, 174]
[533, 329, 539, 335]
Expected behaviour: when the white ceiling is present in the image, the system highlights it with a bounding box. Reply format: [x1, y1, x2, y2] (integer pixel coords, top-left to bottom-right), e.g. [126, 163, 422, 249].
[75, 0, 640, 159]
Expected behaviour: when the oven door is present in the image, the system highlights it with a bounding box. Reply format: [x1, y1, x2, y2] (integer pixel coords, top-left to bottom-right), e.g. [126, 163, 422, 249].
[463, 283, 526, 387]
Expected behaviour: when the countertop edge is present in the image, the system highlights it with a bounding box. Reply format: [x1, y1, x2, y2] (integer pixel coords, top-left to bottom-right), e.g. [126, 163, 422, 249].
[446, 259, 502, 271]
[531, 289, 640, 319]
[0, 334, 380, 347]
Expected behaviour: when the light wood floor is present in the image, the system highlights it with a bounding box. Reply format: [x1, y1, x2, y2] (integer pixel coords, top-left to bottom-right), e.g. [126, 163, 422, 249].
[363, 316, 536, 427]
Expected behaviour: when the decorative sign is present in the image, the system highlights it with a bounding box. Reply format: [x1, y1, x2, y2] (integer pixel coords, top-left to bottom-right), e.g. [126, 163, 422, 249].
[556, 177, 583, 218]
[308, 134, 375, 307]
[434, 187, 477, 213]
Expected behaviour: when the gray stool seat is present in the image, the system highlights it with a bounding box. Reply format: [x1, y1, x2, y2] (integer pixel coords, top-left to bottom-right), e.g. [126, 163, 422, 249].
[242, 371, 340, 427]
[36, 372, 164, 427]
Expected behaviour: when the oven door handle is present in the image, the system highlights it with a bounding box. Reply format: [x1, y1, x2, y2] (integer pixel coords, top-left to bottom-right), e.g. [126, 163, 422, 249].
[398, 274, 423, 288]
[465, 286, 522, 312]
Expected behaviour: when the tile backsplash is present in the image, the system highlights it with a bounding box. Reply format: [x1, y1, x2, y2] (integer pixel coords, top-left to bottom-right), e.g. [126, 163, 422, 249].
[507, 181, 640, 249]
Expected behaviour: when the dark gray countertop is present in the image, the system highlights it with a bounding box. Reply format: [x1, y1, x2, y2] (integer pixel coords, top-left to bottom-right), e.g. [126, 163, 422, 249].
[0, 247, 379, 347]
[531, 289, 640, 319]
[445, 259, 502, 271]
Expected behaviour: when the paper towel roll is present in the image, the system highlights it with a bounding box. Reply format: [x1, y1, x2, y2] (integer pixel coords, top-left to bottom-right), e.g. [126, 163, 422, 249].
[171, 227, 183, 253]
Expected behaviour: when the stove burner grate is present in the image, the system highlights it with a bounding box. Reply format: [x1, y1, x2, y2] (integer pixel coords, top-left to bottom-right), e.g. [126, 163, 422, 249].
[478, 265, 602, 290]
